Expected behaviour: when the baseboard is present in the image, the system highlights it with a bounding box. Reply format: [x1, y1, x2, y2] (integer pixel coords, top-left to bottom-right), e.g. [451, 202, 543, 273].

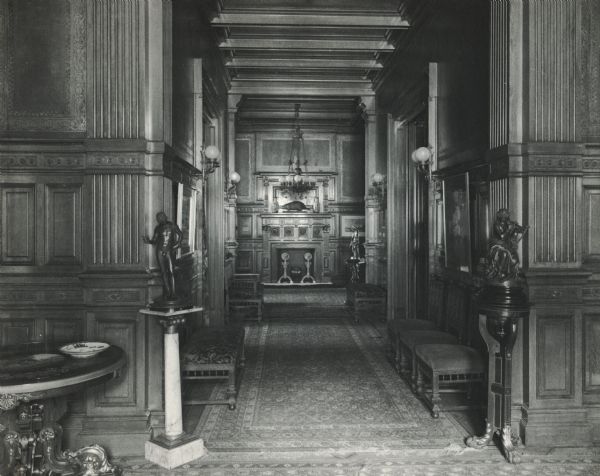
[519, 406, 593, 447]
[61, 412, 165, 458]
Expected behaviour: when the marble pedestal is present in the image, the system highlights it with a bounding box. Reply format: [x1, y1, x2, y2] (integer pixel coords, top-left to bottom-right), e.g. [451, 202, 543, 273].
[140, 306, 206, 469]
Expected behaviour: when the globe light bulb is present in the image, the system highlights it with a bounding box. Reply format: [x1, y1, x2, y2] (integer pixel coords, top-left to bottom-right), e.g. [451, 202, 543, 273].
[412, 147, 431, 165]
[372, 173, 384, 184]
[203, 145, 220, 160]
[293, 174, 302, 183]
[229, 171, 241, 183]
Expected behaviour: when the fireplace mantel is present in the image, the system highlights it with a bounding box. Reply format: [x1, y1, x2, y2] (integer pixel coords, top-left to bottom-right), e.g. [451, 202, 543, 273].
[260, 212, 332, 283]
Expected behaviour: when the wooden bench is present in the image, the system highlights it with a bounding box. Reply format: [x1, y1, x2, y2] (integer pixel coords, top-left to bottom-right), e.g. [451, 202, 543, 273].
[229, 273, 263, 323]
[345, 283, 386, 321]
[181, 327, 245, 410]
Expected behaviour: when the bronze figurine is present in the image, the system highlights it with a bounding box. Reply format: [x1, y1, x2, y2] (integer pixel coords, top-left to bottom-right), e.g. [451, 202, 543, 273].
[143, 212, 183, 303]
[485, 208, 529, 282]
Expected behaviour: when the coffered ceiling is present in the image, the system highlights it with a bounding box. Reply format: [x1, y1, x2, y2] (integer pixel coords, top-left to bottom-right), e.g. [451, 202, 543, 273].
[210, 0, 410, 99]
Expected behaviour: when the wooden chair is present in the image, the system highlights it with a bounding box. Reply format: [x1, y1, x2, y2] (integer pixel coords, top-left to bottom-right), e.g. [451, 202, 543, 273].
[346, 283, 386, 322]
[181, 326, 245, 410]
[228, 273, 263, 323]
[413, 281, 486, 418]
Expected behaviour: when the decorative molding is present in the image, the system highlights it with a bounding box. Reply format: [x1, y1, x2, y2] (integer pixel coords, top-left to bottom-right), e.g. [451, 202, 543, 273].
[526, 156, 580, 172]
[583, 158, 600, 170]
[92, 290, 142, 304]
[86, 153, 145, 170]
[583, 287, 600, 301]
[0, 290, 38, 302]
[0, 154, 85, 170]
[530, 286, 581, 303]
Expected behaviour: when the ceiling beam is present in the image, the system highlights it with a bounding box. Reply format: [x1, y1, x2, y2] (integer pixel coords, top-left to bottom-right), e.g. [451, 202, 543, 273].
[230, 79, 374, 97]
[227, 57, 383, 70]
[212, 12, 409, 29]
[219, 38, 394, 52]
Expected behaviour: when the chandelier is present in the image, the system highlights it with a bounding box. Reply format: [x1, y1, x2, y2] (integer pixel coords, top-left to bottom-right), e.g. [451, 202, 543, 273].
[279, 103, 316, 195]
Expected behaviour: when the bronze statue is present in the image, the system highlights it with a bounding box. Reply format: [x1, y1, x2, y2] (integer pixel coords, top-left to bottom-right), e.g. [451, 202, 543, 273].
[349, 227, 361, 260]
[485, 208, 529, 282]
[143, 212, 183, 301]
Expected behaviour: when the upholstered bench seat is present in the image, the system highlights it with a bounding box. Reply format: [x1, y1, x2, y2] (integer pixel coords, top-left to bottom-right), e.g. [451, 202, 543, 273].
[398, 330, 459, 389]
[346, 284, 386, 322]
[182, 327, 245, 410]
[387, 318, 437, 371]
[414, 343, 485, 418]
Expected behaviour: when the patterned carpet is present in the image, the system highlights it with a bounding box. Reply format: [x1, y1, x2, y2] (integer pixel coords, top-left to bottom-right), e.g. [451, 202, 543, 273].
[114, 290, 600, 475]
[196, 317, 465, 451]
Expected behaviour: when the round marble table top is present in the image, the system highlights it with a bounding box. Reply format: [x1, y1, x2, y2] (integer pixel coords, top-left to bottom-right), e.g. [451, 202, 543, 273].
[0, 342, 125, 403]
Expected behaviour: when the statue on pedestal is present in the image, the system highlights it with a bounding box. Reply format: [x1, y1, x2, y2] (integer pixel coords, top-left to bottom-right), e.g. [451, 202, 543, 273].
[485, 208, 529, 283]
[143, 212, 183, 307]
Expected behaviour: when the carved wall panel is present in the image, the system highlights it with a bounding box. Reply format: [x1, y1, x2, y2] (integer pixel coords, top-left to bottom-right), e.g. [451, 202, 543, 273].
[235, 136, 253, 202]
[45, 184, 82, 265]
[583, 187, 600, 261]
[89, 310, 142, 412]
[88, 0, 143, 138]
[338, 135, 365, 202]
[89, 174, 143, 266]
[584, 314, 600, 395]
[256, 133, 335, 173]
[529, 176, 579, 266]
[527, 0, 577, 142]
[1, 185, 35, 264]
[0, 318, 35, 345]
[489, 0, 509, 148]
[45, 316, 84, 343]
[536, 314, 574, 399]
[1, 0, 86, 132]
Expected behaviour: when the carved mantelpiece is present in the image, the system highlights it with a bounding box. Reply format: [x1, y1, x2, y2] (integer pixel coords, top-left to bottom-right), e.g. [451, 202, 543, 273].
[260, 212, 332, 283]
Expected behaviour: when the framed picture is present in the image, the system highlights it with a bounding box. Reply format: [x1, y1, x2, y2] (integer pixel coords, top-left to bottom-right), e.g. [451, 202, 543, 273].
[443, 173, 471, 273]
[341, 215, 365, 237]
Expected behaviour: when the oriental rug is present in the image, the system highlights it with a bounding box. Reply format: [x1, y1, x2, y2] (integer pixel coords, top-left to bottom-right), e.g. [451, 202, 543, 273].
[194, 317, 466, 451]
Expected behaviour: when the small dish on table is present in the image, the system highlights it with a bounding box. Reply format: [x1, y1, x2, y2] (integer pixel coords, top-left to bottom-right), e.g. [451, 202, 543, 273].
[59, 342, 110, 359]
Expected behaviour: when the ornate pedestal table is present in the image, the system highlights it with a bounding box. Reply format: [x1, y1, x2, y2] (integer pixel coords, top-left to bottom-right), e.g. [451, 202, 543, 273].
[140, 306, 206, 470]
[466, 282, 530, 463]
[0, 342, 125, 475]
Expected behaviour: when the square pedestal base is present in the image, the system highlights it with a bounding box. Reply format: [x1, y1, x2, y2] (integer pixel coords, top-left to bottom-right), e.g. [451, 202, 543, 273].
[145, 434, 206, 469]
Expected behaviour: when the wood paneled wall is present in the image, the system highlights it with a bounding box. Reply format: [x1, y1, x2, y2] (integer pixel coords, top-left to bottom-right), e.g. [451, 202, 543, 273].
[88, 0, 144, 139]
[527, 0, 577, 143]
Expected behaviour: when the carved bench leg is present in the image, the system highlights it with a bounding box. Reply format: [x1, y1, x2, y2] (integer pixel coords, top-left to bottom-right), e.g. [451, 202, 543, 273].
[416, 365, 424, 396]
[226, 369, 237, 410]
[431, 372, 441, 418]
[398, 346, 410, 377]
[410, 352, 419, 393]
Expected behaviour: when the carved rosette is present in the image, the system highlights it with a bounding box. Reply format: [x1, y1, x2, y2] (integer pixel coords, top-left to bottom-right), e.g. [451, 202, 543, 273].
[0, 393, 31, 411]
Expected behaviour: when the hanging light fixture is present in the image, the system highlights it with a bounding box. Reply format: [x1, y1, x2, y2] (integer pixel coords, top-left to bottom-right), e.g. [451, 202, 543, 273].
[279, 103, 316, 195]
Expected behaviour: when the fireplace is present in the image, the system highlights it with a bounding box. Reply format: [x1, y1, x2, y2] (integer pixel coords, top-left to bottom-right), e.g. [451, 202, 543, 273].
[275, 247, 316, 283]
[261, 211, 332, 284]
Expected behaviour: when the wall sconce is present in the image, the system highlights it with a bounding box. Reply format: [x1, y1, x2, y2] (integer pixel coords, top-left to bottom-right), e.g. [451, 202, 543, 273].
[411, 146, 434, 181]
[227, 170, 241, 198]
[370, 172, 387, 207]
[200, 144, 220, 178]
